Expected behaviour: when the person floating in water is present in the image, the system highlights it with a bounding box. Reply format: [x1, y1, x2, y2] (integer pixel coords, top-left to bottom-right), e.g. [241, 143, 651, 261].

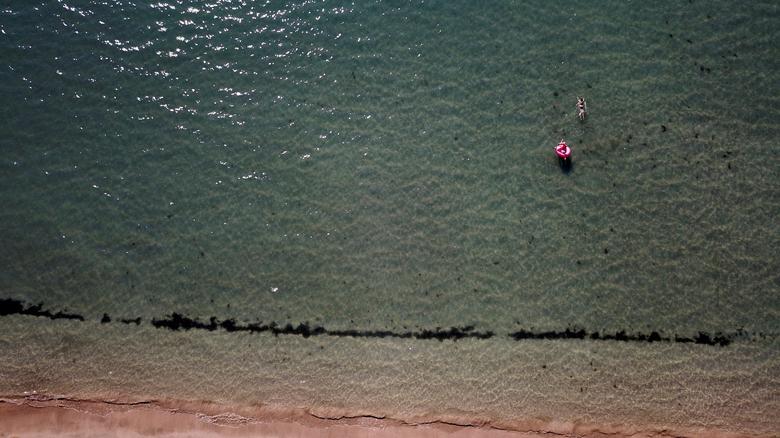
[576, 96, 587, 120]
[555, 139, 571, 161]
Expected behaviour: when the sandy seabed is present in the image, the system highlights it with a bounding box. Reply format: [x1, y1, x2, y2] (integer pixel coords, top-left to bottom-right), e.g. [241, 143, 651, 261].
[0, 396, 773, 438]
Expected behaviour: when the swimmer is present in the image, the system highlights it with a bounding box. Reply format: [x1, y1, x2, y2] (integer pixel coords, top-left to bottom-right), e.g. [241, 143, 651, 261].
[555, 139, 571, 160]
[576, 96, 587, 120]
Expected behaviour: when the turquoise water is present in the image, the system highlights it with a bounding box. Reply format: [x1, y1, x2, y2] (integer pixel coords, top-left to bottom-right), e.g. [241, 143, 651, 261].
[1, 1, 778, 434]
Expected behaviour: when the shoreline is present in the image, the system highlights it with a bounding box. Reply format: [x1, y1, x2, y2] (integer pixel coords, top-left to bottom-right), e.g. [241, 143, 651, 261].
[0, 394, 771, 438]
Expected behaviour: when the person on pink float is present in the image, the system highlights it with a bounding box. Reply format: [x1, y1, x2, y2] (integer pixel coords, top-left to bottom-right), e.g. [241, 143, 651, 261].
[555, 139, 571, 161]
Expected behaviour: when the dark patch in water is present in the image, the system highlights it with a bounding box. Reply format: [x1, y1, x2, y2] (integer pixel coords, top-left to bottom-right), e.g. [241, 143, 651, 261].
[674, 332, 732, 347]
[0, 298, 84, 321]
[120, 317, 142, 325]
[149, 314, 741, 346]
[0, 298, 764, 347]
[511, 328, 732, 346]
[559, 157, 572, 173]
[150, 313, 493, 341]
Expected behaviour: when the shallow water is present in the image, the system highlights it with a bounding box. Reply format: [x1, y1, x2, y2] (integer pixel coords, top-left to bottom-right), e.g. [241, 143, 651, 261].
[1, 0, 778, 434]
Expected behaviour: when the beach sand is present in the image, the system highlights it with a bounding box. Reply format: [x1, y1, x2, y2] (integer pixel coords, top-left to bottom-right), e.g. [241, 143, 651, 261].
[0, 396, 773, 438]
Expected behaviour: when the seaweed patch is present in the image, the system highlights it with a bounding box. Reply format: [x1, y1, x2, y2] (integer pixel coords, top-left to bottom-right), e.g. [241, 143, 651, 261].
[510, 328, 734, 347]
[0, 298, 767, 347]
[120, 317, 142, 325]
[0, 298, 84, 321]
[150, 313, 493, 341]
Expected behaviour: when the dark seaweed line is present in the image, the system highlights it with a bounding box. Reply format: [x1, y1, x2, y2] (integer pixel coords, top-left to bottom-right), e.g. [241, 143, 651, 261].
[149, 312, 494, 341]
[1, 298, 770, 347]
[510, 328, 738, 347]
[0, 298, 84, 321]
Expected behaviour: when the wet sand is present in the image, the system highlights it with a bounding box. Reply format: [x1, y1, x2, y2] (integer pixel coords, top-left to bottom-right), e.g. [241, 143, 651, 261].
[0, 396, 772, 438]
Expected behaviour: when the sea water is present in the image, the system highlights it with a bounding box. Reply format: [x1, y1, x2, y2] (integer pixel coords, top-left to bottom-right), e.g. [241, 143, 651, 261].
[0, 1, 778, 434]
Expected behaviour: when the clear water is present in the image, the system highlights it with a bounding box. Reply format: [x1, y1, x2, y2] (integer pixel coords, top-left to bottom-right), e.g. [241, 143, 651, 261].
[1, 1, 778, 434]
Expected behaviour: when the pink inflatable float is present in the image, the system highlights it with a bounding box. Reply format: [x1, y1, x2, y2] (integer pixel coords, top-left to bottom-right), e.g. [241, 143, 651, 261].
[555, 140, 571, 161]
